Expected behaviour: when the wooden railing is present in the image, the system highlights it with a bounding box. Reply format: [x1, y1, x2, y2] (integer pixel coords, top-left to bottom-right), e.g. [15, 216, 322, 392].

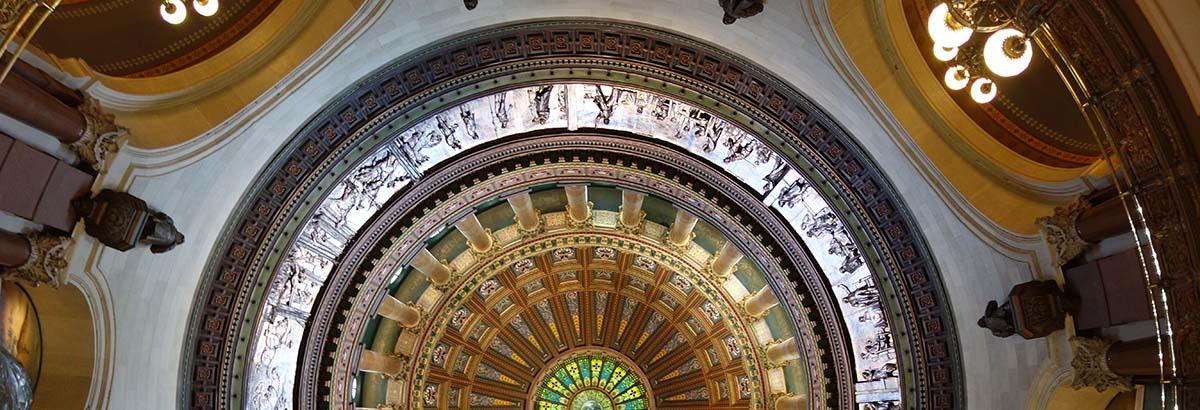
[0, 0, 60, 85]
[1040, 0, 1199, 406]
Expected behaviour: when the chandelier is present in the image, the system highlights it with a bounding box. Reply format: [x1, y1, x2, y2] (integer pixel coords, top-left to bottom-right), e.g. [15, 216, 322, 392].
[926, 0, 1054, 103]
[159, 0, 219, 25]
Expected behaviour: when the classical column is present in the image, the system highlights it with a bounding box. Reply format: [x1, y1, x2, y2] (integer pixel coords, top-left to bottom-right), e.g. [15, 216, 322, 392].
[10, 55, 83, 107]
[411, 248, 452, 285]
[378, 295, 421, 328]
[618, 190, 645, 232]
[1038, 195, 1136, 265]
[359, 349, 406, 377]
[1106, 338, 1169, 377]
[1069, 337, 1133, 392]
[0, 231, 69, 287]
[765, 337, 800, 367]
[454, 214, 493, 254]
[744, 285, 780, 317]
[1076, 197, 1132, 243]
[0, 72, 87, 143]
[563, 184, 591, 226]
[0, 231, 31, 268]
[775, 393, 807, 410]
[709, 242, 743, 280]
[667, 210, 699, 248]
[506, 191, 541, 233]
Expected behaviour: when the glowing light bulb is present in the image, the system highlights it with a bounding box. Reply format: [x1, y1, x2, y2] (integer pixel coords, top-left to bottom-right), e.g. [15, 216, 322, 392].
[160, 0, 187, 24]
[193, 0, 219, 17]
[983, 28, 1033, 77]
[933, 44, 959, 61]
[927, 3, 972, 48]
[970, 77, 997, 103]
[944, 65, 969, 90]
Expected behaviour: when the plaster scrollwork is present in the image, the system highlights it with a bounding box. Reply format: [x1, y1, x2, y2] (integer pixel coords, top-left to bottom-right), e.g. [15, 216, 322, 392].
[0, 232, 71, 287]
[1069, 337, 1133, 392]
[513, 211, 545, 238]
[1037, 196, 1091, 266]
[616, 206, 646, 235]
[661, 227, 696, 254]
[564, 201, 594, 229]
[74, 96, 126, 173]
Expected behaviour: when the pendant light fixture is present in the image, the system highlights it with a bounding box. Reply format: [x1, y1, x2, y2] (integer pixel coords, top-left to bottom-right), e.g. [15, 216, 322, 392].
[925, 1, 1056, 103]
[159, 0, 220, 25]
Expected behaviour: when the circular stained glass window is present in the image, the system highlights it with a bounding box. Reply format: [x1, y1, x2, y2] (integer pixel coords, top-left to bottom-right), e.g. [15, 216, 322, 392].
[535, 353, 649, 410]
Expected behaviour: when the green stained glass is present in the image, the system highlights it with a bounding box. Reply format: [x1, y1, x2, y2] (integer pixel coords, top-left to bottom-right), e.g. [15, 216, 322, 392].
[535, 354, 649, 410]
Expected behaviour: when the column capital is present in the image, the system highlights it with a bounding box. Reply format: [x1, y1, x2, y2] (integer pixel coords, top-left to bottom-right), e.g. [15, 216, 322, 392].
[1068, 336, 1133, 392]
[1036, 196, 1090, 266]
[0, 231, 71, 288]
[72, 96, 126, 172]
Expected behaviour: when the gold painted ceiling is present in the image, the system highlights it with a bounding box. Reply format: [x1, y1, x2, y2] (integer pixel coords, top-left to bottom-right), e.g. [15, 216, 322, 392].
[34, 0, 280, 77]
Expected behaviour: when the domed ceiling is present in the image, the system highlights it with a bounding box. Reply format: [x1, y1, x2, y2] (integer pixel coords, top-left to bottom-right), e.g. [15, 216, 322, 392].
[184, 21, 960, 410]
[33, 0, 280, 77]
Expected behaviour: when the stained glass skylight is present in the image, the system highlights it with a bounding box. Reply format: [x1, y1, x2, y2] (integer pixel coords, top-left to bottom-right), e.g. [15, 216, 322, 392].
[534, 353, 649, 410]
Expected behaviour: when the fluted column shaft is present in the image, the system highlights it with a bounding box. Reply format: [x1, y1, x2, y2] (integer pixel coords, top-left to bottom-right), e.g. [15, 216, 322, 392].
[745, 286, 780, 317]
[378, 295, 421, 328]
[766, 337, 800, 365]
[0, 71, 86, 143]
[775, 394, 807, 410]
[619, 190, 645, 228]
[454, 214, 493, 253]
[507, 191, 540, 231]
[412, 248, 452, 285]
[668, 211, 699, 247]
[564, 185, 589, 223]
[711, 242, 743, 279]
[0, 231, 31, 268]
[359, 349, 405, 376]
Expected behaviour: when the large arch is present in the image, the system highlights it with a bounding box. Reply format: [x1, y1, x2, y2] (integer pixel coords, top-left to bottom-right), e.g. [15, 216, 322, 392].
[180, 19, 962, 410]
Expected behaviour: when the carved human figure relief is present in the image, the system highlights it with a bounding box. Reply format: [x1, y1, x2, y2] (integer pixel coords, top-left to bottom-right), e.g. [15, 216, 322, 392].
[588, 84, 625, 125]
[529, 85, 554, 124]
[435, 114, 462, 149]
[839, 278, 880, 308]
[774, 177, 808, 208]
[722, 132, 756, 163]
[490, 92, 511, 128]
[458, 105, 480, 140]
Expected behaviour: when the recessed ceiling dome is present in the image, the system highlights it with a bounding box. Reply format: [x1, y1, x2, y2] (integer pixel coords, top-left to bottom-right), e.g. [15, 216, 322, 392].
[183, 20, 961, 410]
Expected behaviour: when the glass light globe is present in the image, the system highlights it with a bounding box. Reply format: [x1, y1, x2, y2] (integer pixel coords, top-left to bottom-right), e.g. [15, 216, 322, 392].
[193, 0, 219, 17]
[927, 3, 972, 48]
[970, 77, 997, 103]
[983, 28, 1032, 77]
[160, 0, 187, 24]
[933, 44, 959, 62]
[944, 65, 970, 90]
